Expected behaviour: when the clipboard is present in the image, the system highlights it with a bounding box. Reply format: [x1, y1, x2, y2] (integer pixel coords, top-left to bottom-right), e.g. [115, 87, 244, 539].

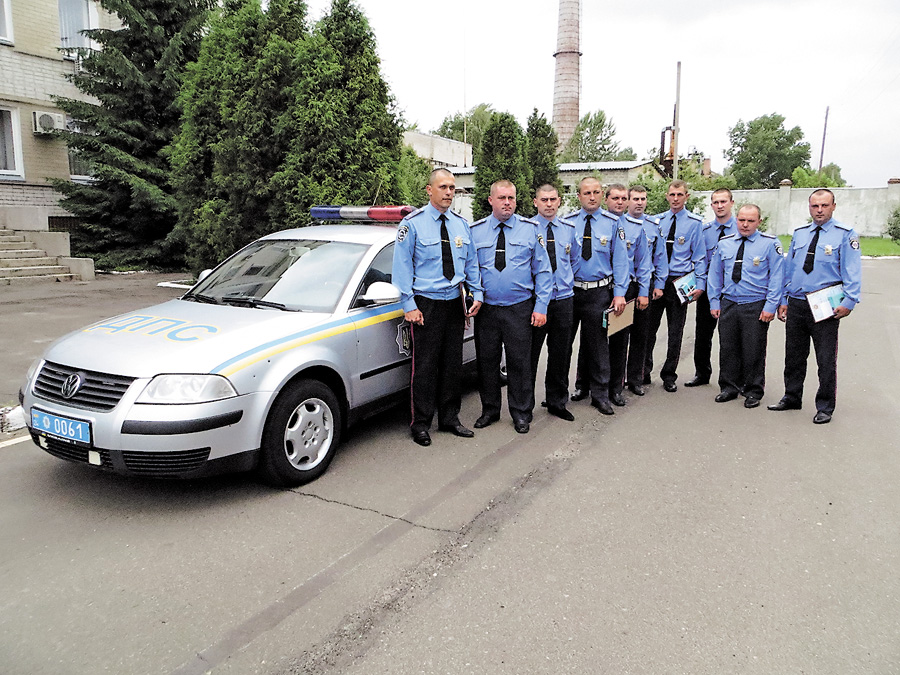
[806, 284, 844, 322]
[603, 299, 635, 336]
[673, 271, 697, 304]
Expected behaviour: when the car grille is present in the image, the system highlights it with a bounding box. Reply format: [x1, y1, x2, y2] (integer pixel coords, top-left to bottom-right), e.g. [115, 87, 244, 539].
[122, 448, 210, 476]
[34, 361, 135, 411]
[39, 435, 113, 468]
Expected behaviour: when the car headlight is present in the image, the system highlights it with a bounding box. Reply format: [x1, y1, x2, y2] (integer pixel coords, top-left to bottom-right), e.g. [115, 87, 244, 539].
[136, 374, 237, 404]
[24, 357, 42, 386]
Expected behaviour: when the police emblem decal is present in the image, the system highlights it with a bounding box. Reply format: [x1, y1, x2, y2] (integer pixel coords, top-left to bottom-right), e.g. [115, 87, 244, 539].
[397, 225, 408, 242]
[776, 244, 784, 255]
[618, 228, 626, 240]
[537, 234, 544, 247]
[850, 238, 860, 250]
[396, 321, 412, 356]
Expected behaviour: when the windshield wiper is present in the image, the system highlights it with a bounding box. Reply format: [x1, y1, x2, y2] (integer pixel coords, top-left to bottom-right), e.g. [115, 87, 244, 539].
[184, 292, 220, 305]
[222, 295, 294, 311]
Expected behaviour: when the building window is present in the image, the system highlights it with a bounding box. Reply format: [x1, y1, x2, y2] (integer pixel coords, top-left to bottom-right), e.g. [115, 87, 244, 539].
[0, 107, 24, 177]
[1, 0, 13, 44]
[65, 117, 93, 180]
[58, 0, 98, 54]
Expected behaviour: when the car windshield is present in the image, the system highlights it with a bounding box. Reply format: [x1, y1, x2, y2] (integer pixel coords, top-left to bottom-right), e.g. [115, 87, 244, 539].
[185, 239, 369, 313]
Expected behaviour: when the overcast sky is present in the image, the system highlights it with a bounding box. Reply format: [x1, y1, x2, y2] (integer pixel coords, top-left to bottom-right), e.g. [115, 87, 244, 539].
[305, 0, 900, 188]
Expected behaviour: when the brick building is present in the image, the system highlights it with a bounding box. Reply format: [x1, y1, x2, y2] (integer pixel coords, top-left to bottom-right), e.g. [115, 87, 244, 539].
[1, 0, 116, 214]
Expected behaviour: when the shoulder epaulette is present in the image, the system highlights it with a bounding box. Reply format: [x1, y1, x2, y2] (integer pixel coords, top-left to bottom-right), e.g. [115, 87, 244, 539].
[471, 217, 489, 227]
[625, 215, 642, 225]
[834, 220, 852, 231]
[760, 232, 776, 239]
[686, 211, 703, 222]
[448, 208, 463, 218]
[720, 233, 738, 241]
[644, 215, 661, 226]
[563, 210, 581, 220]
[702, 220, 715, 230]
[557, 216, 576, 228]
[598, 209, 619, 222]
[403, 206, 425, 221]
[520, 216, 539, 226]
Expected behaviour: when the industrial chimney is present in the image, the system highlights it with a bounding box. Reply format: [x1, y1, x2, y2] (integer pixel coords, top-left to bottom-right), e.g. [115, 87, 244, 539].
[552, 0, 581, 152]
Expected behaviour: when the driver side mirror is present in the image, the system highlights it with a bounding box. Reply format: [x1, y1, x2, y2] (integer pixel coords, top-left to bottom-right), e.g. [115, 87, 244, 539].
[357, 281, 401, 307]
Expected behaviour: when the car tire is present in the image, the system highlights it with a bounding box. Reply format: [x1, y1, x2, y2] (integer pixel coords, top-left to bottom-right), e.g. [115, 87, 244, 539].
[258, 379, 341, 487]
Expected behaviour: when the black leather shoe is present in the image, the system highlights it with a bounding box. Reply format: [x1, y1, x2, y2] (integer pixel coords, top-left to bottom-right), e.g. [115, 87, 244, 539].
[767, 398, 802, 411]
[626, 382, 645, 396]
[610, 392, 626, 407]
[438, 423, 475, 438]
[744, 397, 761, 409]
[412, 430, 431, 446]
[591, 399, 615, 415]
[547, 405, 575, 421]
[571, 388, 588, 402]
[813, 411, 832, 424]
[684, 376, 710, 387]
[715, 391, 738, 403]
[474, 414, 499, 429]
[663, 380, 677, 393]
[513, 420, 530, 433]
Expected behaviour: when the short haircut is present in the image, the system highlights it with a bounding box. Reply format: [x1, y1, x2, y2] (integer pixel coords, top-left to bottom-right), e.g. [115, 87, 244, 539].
[737, 203, 761, 219]
[578, 176, 602, 193]
[628, 185, 648, 197]
[490, 179, 516, 196]
[668, 179, 689, 192]
[535, 183, 559, 196]
[605, 183, 627, 198]
[810, 188, 835, 204]
[429, 167, 454, 185]
[712, 187, 733, 201]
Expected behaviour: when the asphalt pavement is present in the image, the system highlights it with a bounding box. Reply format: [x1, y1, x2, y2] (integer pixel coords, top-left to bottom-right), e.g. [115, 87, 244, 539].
[1, 262, 898, 674]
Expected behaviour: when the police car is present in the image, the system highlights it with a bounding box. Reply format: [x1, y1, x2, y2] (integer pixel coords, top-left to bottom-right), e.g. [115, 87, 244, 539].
[19, 206, 475, 486]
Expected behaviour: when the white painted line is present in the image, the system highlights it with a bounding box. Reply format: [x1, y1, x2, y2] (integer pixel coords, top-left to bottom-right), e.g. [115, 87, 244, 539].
[0, 435, 30, 449]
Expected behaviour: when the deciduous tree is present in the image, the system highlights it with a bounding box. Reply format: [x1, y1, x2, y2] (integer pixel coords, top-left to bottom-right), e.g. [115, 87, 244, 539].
[725, 113, 810, 189]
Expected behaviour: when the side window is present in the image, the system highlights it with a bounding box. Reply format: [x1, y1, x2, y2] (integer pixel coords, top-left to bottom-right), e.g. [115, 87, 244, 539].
[0, 107, 23, 177]
[352, 243, 394, 307]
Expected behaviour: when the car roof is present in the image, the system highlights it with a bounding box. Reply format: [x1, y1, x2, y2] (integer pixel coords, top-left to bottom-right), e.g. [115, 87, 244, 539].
[258, 224, 398, 247]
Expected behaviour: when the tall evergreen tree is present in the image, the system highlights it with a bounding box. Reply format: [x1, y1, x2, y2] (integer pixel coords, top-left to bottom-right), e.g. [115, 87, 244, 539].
[396, 145, 431, 207]
[51, 0, 215, 269]
[273, 0, 403, 227]
[472, 112, 531, 221]
[169, 0, 308, 270]
[526, 108, 560, 195]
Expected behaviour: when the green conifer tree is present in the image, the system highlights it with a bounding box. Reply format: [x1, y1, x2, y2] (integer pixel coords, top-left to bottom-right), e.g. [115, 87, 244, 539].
[473, 113, 531, 221]
[51, 0, 215, 269]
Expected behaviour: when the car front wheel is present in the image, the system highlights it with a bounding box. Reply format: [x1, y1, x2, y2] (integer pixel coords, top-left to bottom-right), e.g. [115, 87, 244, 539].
[258, 379, 341, 487]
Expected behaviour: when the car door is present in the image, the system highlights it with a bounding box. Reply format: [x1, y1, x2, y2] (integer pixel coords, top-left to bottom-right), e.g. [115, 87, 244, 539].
[349, 242, 411, 407]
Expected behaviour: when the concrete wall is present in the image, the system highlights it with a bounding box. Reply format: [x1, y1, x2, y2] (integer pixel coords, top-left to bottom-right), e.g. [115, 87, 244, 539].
[403, 131, 473, 168]
[692, 180, 900, 237]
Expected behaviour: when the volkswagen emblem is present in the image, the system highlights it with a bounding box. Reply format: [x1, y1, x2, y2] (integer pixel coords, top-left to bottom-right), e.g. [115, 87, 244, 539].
[61, 373, 85, 399]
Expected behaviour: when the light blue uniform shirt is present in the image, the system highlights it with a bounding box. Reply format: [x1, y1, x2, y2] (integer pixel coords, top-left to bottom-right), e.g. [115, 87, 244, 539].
[702, 216, 737, 266]
[470, 213, 554, 314]
[391, 203, 483, 313]
[782, 218, 862, 310]
[622, 214, 653, 297]
[639, 214, 669, 290]
[564, 208, 630, 296]
[708, 231, 785, 314]
[534, 213, 580, 302]
[654, 208, 707, 289]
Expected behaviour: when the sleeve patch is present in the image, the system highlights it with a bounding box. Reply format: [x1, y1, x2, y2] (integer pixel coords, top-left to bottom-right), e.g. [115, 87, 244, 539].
[397, 225, 409, 242]
[850, 238, 860, 250]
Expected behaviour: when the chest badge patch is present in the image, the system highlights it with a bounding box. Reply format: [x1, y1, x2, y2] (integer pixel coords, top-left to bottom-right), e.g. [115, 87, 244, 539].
[678, 236, 685, 245]
[455, 236, 463, 248]
[825, 245, 833, 255]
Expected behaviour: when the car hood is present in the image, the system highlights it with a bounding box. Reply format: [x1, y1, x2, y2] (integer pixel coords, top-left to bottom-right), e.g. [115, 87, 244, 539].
[40, 299, 341, 378]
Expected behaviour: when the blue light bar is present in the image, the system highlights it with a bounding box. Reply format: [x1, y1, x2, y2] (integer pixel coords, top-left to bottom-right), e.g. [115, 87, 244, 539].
[310, 205, 414, 223]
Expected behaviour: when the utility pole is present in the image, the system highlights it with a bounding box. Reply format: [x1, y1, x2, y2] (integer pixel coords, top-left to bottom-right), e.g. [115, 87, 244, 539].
[673, 61, 681, 180]
[818, 105, 829, 172]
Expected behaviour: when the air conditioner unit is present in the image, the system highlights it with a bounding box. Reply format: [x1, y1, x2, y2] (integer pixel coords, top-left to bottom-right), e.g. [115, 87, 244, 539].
[33, 111, 66, 135]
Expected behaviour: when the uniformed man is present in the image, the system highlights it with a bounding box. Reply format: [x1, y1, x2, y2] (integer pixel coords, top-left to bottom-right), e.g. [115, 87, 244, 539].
[686, 188, 737, 388]
[707, 204, 784, 408]
[625, 185, 668, 395]
[392, 168, 483, 447]
[606, 184, 652, 406]
[566, 177, 629, 415]
[645, 179, 706, 392]
[471, 180, 553, 434]
[768, 189, 862, 424]
[529, 184, 580, 421]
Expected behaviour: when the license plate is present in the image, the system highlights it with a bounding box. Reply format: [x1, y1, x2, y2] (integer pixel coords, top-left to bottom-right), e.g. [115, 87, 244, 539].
[31, 408, 93, 447]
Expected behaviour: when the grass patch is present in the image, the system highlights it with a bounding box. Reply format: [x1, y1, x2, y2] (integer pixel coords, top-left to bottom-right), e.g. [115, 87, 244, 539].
[777, 235, 900, 257]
